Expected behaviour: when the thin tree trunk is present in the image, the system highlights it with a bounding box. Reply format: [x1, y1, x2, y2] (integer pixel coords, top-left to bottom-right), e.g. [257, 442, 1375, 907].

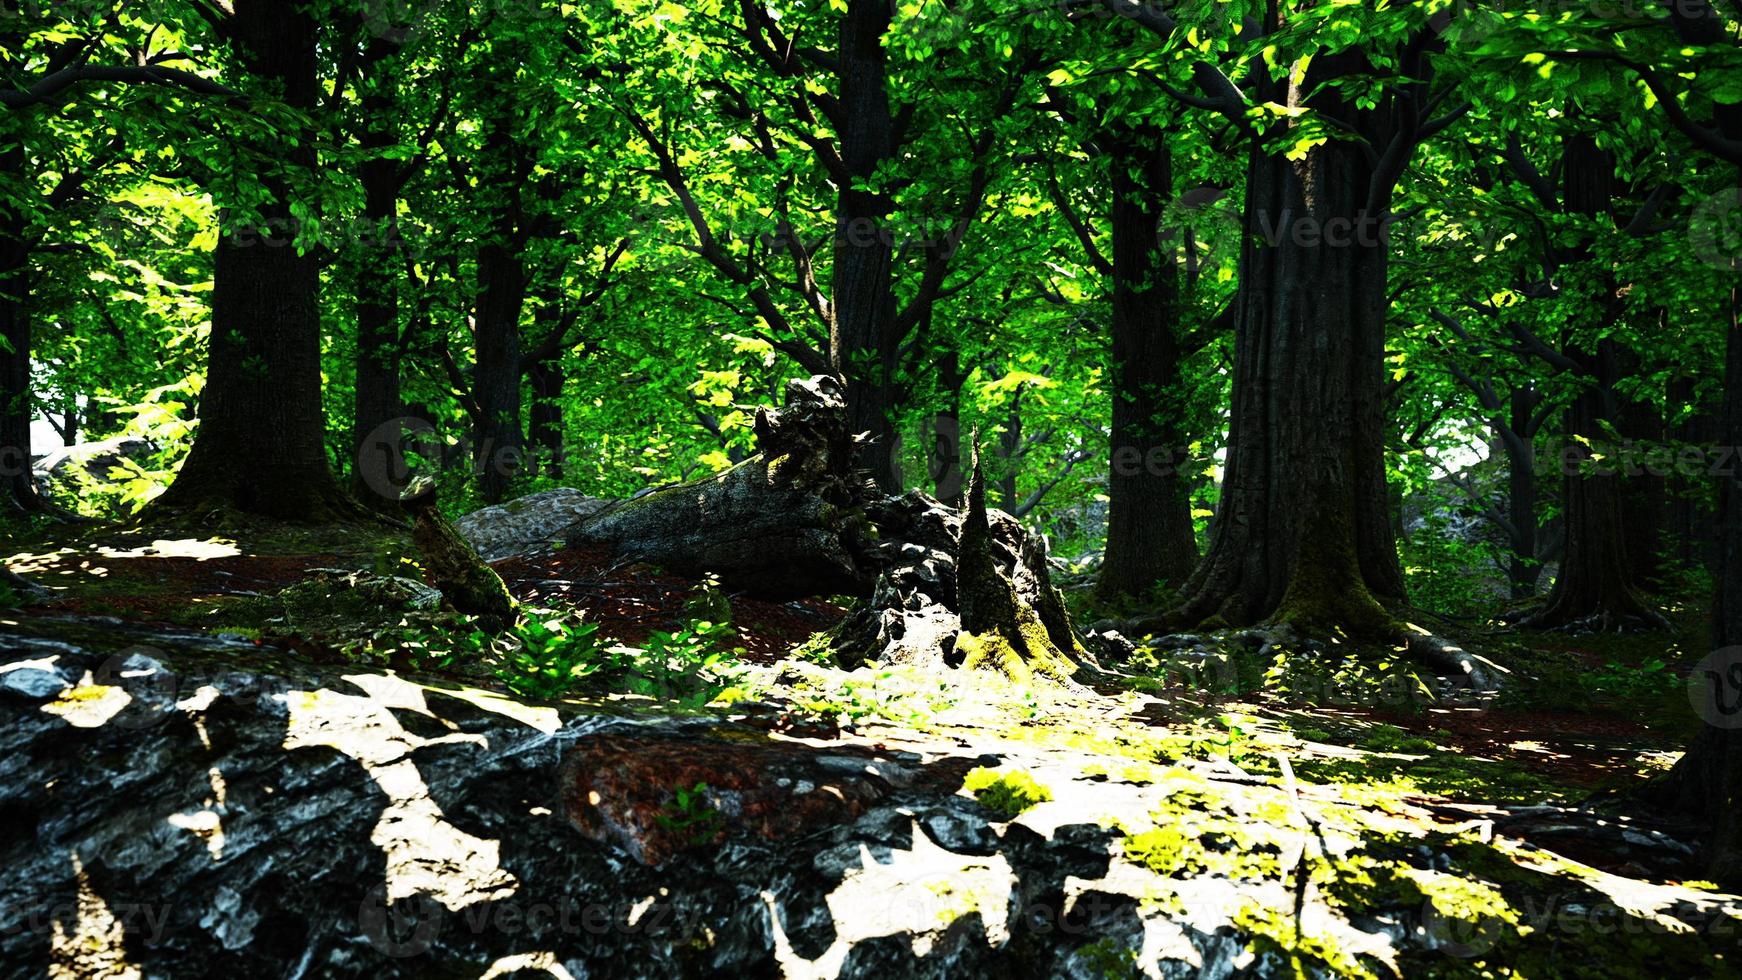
[1504, 385, 1540, 597]
[996, 392, 1020, 513]
[472, 110, 528, 505]
[1097, 131, 1198, 601]
[151, 0, 356, 522]
[929, 347, 965, 506]
[350, 44, 404, 508]
[1173, 50, 1404, 634]
[1668, 372, 1717, 570]
[0, 143, 37, 514]
[829, 0, 900, 492]
[526, 350, 564, 479]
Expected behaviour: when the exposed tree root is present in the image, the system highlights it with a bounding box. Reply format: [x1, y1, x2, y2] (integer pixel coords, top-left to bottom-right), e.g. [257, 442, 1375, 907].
[408, 496, 517, 628]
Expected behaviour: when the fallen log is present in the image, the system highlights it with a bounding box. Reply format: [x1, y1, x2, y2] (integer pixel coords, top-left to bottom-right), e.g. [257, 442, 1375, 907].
[565, 375, 1090, 676]
[567, 376, 875, 600]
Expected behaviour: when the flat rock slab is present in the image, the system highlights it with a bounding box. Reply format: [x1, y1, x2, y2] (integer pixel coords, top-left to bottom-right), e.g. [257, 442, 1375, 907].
[455, 488, 614, 561]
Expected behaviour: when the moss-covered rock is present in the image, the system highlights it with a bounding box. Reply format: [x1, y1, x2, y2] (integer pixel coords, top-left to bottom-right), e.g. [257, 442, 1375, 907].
[278, 567, 444, 640]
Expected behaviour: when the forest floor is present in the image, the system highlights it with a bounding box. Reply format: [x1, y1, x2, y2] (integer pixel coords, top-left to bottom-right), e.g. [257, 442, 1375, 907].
[3, 523, 1738, 976]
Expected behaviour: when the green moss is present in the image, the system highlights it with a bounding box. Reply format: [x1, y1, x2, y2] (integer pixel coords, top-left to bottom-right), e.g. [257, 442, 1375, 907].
[1068, 936, 1143, 979]
[1235, 903, 1378, 980]
[1292, 749, 1573, 806]
[955, 608, 1079, 685]
[961, 766, 1052, 818]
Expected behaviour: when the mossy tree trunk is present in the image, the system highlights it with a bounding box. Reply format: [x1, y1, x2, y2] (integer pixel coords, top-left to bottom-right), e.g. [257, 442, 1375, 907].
[568, 376, 874, 599]
[408, 494, 516, 628]
[1170, 48, 1409, 636]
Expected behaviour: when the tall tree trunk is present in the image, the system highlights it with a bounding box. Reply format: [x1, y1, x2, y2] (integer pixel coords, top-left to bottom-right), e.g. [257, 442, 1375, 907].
[829, 0, 900, 492]
[1532, 346, 1661, 629]
[996, 391, 1020, 513]
[472, 111, 528, 505]
[526, 350, 564, 479]
[1668, 372, 1717, 570]
[928, 347, 965, 506]
[1097, 131, 1198, 601]
[350, 47, 404, 508]
[151, 0, 356, 522]
[0, 142, 38, 514]
[1655, 285, 1742, 880]
[1172, 51, 1404, 634]
[1504, 385, 1540, 597]
[1643, 6, 1742, 880]
[1617, 334, 1668, 586]
[1524, 136, 1664, 630]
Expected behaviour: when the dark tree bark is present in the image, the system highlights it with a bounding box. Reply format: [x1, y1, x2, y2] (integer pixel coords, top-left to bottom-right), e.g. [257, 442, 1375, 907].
[1504, 385, 1542, 597]
[0, 143, 38, 514]
[928, 347, 966, 506]
[568, 376, 873, 599]
[1097, 132, 1198, 601]
[1617, 374, 1668, 587]
[1615, 0, 1742, 878]
[1531, 344, 1664, 629]
[526, 348, 564, 479]
[1655, 286, 1742, 881]
[1171, 49, 1406, 634]
[1523, 135, 1666, 630]
[471, 108, 530, 505]
[350, 42, 405, 509]
[1668, 372, 1718, 570]
[829, 0, 901, 492]
[151, 0, 358, 522]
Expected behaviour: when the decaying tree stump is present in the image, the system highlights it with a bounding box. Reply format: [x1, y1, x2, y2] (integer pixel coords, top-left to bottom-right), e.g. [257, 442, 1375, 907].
[951, 454, 1085, 683]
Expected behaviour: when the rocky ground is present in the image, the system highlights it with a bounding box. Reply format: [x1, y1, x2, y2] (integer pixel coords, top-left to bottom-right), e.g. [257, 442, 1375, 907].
[2, 513, 1740, 978]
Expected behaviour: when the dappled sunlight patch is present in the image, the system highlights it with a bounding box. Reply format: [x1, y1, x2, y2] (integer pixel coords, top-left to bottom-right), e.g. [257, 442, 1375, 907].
[764, 821, 1016, 977]
[39, 673, 131, 728]
[6, 548, 80, 575]
[49, 854, 141, 980]
[478, 951, 578, 979]
[166, 808, 225, 860]
[94, 537, 242, 561]
[280, 684, 519, 911]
